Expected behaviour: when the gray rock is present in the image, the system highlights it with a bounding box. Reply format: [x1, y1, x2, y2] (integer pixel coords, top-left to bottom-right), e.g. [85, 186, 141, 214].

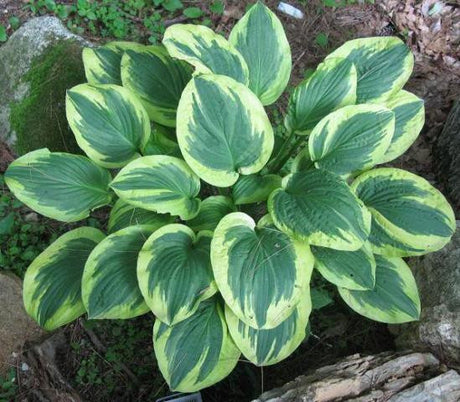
[434, 100, 460, 214]
[0, 272, 45, 375]
[0, 16, 90, 155]
[391, 221, 460, 367]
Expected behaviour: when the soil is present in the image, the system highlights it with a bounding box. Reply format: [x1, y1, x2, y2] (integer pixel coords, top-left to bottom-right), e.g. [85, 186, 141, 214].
[1, 0, 459, 401]
[0, 141, 14, 172]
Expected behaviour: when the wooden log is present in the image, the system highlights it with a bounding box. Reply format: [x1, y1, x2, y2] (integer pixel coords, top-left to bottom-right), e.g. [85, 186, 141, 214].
[254, 351, 460, 401]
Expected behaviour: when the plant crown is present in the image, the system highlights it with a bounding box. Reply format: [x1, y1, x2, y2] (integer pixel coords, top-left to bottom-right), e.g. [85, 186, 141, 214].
[5, 1, 455, 392]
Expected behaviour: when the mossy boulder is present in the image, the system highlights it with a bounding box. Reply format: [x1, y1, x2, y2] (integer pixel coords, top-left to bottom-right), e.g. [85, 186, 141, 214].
[0, 17, 90, 155]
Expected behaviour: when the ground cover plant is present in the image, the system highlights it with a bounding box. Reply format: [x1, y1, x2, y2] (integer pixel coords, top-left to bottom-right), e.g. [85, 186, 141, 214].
[4, 1, 456, 393]
[0, 175, 66, 278]
[0, 0, 224, 43]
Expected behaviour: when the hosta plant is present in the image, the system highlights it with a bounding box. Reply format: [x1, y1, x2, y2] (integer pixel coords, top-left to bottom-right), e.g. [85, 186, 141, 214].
[5, 2, 455, 393]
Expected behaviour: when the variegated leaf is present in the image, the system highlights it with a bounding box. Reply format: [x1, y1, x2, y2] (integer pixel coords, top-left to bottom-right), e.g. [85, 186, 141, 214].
[82, 41, 144, 85]
[153, 297, 240, 392]
[5, 149, 112, 222]
[225, 294, 311, 366]
[138, 225, 216, 325]
[82, 226, 151, 319]
[142, 124, 181, 157]
[110, 156, 201, 220]
[211, 213, 313, 329]
[23, 227, 105, 330]
[163, 24, 249, 84]
[232, 174, 282, 205]
[291, 147, 315, 173]
[308, 104, 395, 176]
[108, 199, 174, 234]
[379, 90, 425, 164]
[66, 83, 150, 168]
[312, 242, 376, 290]
[339, 255, 420, 323]
[121, 45, 192, 127]
[325, 37, 414, 104]
[268, 169, 371, 251]
[229, 2, 291, 105]
[352, 168, 455, 256]
[177, 74, 274, 187]
[187, 196, 235, 232]
[285, 58, 357, 135]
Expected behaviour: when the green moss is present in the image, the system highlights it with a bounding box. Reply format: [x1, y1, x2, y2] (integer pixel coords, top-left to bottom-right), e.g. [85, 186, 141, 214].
[9, 40, 85, 155]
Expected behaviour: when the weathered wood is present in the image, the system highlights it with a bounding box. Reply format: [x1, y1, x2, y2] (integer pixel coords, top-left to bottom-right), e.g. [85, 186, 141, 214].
[254, 351, 460, 401]
[388, 370, 460, 402]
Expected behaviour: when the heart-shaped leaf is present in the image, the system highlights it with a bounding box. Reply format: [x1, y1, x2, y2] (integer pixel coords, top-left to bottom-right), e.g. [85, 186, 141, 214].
[66, 84, 151, 168]
[311, 242, 376, 290]
[163, 24, 249, 84]
[232, 174, 281, 205]
[325, 36, 413, 103]
[339, 255, 420, 323]
[211, 213, 313, 329]
[82, 41, 144, 85]
[378, 90, 425, 164]
[291, 147, 315, 173]
[23, 227, 105, 330]
[153, 297, 240, 392]
[225, 294, 311, 366]
[108, 199, 174, 233]
[308, 104, 395, 176]
[110, 155, 201, 220]
[187, 196, 235, 232]
[138, 224, 216, 325]
[121, 45, 192, 127]
[177, 74, 273, 187]
[141, 124, 181, 157]
[285, 58, 356, 134]
[268, 169, 371, 251]
[82, 226, 151, 319]
[352, 168, 455, 256]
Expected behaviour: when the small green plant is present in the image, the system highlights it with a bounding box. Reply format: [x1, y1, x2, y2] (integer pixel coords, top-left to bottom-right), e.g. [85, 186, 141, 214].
[0, 368, 18, 401]
[8, 16, 21, 31]
[68, 317, 160, 399]
[315, 32, 329, 48]
[75, 352, 102, 385]
[23, 0, 224, 42]
[0, 176, 60, 278]
[0, 24, 7, 42]
[5, 1, 455, 393]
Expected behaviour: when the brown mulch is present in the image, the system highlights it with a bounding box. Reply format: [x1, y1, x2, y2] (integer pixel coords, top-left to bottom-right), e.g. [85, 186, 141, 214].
[381, 0, 459, 72]
[379, 0, 460, 185]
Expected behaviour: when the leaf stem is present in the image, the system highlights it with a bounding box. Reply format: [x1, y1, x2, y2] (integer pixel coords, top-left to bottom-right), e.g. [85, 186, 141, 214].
[268, 130, 304, 173]
[267, 128, 295, 173]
